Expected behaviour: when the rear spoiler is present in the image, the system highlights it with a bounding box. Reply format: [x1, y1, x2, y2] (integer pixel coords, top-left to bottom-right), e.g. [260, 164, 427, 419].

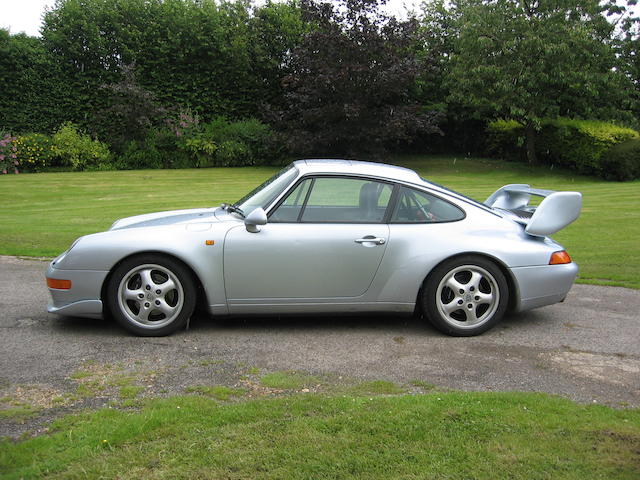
[484, 184, 582, 237]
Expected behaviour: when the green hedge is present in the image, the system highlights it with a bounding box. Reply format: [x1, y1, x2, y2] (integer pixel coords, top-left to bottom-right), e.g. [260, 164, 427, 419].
[600, 139, 640, 181]
[486, 118, 639, 180]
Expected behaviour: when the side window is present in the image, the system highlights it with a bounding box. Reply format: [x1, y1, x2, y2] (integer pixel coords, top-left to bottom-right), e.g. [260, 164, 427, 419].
[271, 177, 393, 223]
[301, 177, 393, 223]
[269, 179, 312, 223]
[391, 187, 464, 223]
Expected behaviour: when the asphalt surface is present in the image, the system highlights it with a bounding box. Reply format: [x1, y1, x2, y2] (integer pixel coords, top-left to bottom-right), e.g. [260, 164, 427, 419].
[1, 255, 639, 437]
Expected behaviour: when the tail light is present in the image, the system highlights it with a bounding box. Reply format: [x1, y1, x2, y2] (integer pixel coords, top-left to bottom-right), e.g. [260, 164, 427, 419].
[549, 250, 571, 265]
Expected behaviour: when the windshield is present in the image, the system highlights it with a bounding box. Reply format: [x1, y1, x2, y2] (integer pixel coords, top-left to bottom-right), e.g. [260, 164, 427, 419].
[236, 164, 298, 216]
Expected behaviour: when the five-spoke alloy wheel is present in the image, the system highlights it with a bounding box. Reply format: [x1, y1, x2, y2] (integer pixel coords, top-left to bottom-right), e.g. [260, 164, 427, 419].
[422, 256, 508, 336]
[107, 255, 196, 336]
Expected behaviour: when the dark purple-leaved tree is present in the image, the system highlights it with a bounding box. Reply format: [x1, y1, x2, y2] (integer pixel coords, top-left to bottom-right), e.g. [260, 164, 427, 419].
[271, 0, 442, 157]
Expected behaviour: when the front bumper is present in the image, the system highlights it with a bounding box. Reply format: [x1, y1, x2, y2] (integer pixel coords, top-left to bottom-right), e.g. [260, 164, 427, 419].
[46, 263, 109, 319]
[510, 262, 578, 312]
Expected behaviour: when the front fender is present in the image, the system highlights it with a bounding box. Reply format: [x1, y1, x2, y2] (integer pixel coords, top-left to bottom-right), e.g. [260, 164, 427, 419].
[54, 224, 229, 313]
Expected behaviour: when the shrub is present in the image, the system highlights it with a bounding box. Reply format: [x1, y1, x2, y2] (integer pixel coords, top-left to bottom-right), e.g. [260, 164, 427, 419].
[52, 122, 111, 171]
[178, 117, 282, 167]
[180, 135, 218, 168]
[486, 118, 639, 178]
[116, 129, 193, 170]
[14, 133, 55, 172]
[115, 116, 282, 170]
[600, 139, 640, 181]
[536, 119, 638, 175]
[0, 133, 18, 174]
[116, 140, 164, 170]
[485, 119, 525, 161]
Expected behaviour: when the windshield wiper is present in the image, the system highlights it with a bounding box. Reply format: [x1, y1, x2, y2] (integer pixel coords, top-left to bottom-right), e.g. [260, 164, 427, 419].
[221, 203, 245, 218]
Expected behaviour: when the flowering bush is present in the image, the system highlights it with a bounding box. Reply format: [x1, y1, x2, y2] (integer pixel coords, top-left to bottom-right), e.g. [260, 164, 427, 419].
[14, 133, 55, 172]
[167, 110, 199, 138]
[0, 133, 19, 174]
[52, 122, 111, 170]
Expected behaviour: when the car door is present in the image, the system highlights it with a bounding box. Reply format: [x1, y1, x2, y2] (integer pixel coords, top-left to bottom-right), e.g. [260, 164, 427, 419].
[223, 176, 394, 301]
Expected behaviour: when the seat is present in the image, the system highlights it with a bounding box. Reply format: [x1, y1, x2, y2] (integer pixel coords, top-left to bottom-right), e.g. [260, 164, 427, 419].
[359, 182, 381, 222]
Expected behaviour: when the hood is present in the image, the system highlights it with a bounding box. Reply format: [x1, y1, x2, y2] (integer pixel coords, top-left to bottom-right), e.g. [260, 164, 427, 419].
[109, 207, 221, 230]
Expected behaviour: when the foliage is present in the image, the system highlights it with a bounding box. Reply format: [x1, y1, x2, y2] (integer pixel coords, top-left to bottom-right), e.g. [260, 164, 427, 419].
[601, 138, 640, 181]
[37, 0, 305, 132]
[537, 119, 639, 175]
[271, 0, 442, 157]
[51, 123, 111, 171]
[116, 129, 191, 171]
[96, 63, 170, 153]
[610, 0, 640, 122]
[442, 0, 634, 163]
[116, 140, 164, 171]
[0, 134, 19, 174]
[14, 133, 55, 172]
[3, 0, 640, 168]
[248, 1, 308, 108]
[178, 116, 282, 167]
[485, 119, 524, 161]
[486, 118, 639, 178]
[0, 30, 66, 133]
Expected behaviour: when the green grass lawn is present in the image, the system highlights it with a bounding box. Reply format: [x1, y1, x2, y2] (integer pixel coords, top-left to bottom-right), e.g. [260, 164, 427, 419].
[1, 391, 639, 479]
[0, 155, 638, 288]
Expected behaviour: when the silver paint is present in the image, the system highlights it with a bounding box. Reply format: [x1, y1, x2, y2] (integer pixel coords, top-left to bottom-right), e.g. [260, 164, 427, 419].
[47, 159, 580, 321]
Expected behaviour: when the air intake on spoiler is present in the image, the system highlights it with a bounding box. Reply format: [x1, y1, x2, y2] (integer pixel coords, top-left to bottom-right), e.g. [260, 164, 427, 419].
[484, 184, 582, 237]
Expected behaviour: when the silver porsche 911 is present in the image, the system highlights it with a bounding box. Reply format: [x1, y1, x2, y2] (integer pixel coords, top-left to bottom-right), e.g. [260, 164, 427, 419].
[46, 159, 582, 336]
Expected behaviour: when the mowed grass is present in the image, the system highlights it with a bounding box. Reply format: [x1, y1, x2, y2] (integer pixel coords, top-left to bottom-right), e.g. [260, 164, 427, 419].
[1, 392, 639, 479]
[0, 156, 638, 287]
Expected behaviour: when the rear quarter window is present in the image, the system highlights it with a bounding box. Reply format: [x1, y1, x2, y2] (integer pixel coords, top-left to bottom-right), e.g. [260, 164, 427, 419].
[391, 186, 465, 223]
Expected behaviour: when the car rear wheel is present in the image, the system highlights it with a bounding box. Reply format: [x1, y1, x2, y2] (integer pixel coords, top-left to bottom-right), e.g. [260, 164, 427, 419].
[422, 256, 508, 336]
[106, 255, 196, 336]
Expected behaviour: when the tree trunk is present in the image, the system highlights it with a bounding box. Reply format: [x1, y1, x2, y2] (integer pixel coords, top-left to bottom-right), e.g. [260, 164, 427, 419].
[524, 122, 538, 165]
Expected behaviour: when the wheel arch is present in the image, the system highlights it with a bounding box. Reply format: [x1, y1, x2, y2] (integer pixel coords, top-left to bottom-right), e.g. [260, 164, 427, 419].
[100, 251, 208, 316]
[415, 251, 519, 314]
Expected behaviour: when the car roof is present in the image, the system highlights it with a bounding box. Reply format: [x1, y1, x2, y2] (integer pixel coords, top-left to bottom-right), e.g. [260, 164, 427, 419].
[293, 159, 424, 185]
[292, 159, 496, 215]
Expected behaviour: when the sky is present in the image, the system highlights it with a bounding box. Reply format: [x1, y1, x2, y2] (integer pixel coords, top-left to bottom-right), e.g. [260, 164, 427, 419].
[2, 0, 421, 37]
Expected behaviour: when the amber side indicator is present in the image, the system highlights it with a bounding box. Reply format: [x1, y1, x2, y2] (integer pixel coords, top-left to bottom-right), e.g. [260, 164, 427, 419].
[46, 278, 72, 289]
[205, 240, 215, 245]
[549, 251, 571, 265]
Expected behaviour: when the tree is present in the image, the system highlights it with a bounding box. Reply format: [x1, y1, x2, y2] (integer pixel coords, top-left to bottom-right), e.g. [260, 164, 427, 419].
[249, 1, 307, 108]
[442, 0, 633, 163]
[39, 0, 308, 129]
[271, 0, 442, 157]
[96, 63, 170, 152]
[613, 1, 640, 120]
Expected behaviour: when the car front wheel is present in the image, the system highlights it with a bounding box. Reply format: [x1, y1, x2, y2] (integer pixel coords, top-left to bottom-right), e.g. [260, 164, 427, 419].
[106, 255, 196, 336]
[422, 256, 508, 336]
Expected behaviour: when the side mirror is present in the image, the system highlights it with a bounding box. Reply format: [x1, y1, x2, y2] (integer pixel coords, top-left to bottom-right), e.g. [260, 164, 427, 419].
[244, 207, 268, 233]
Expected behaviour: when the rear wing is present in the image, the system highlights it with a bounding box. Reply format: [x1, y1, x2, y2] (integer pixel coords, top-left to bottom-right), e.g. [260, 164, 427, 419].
[484, 184, 582, 237]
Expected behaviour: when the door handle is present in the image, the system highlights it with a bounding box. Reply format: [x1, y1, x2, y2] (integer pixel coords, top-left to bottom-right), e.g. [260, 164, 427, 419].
[355, 237, 386, 245]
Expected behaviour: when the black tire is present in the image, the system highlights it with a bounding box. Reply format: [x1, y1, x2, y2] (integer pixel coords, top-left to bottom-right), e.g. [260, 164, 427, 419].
[422, 255, 509, 336]
[106, 254, 196, 336]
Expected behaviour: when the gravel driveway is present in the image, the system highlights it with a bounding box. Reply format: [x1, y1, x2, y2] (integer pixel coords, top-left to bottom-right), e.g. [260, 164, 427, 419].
[1, 256, 639, 438]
